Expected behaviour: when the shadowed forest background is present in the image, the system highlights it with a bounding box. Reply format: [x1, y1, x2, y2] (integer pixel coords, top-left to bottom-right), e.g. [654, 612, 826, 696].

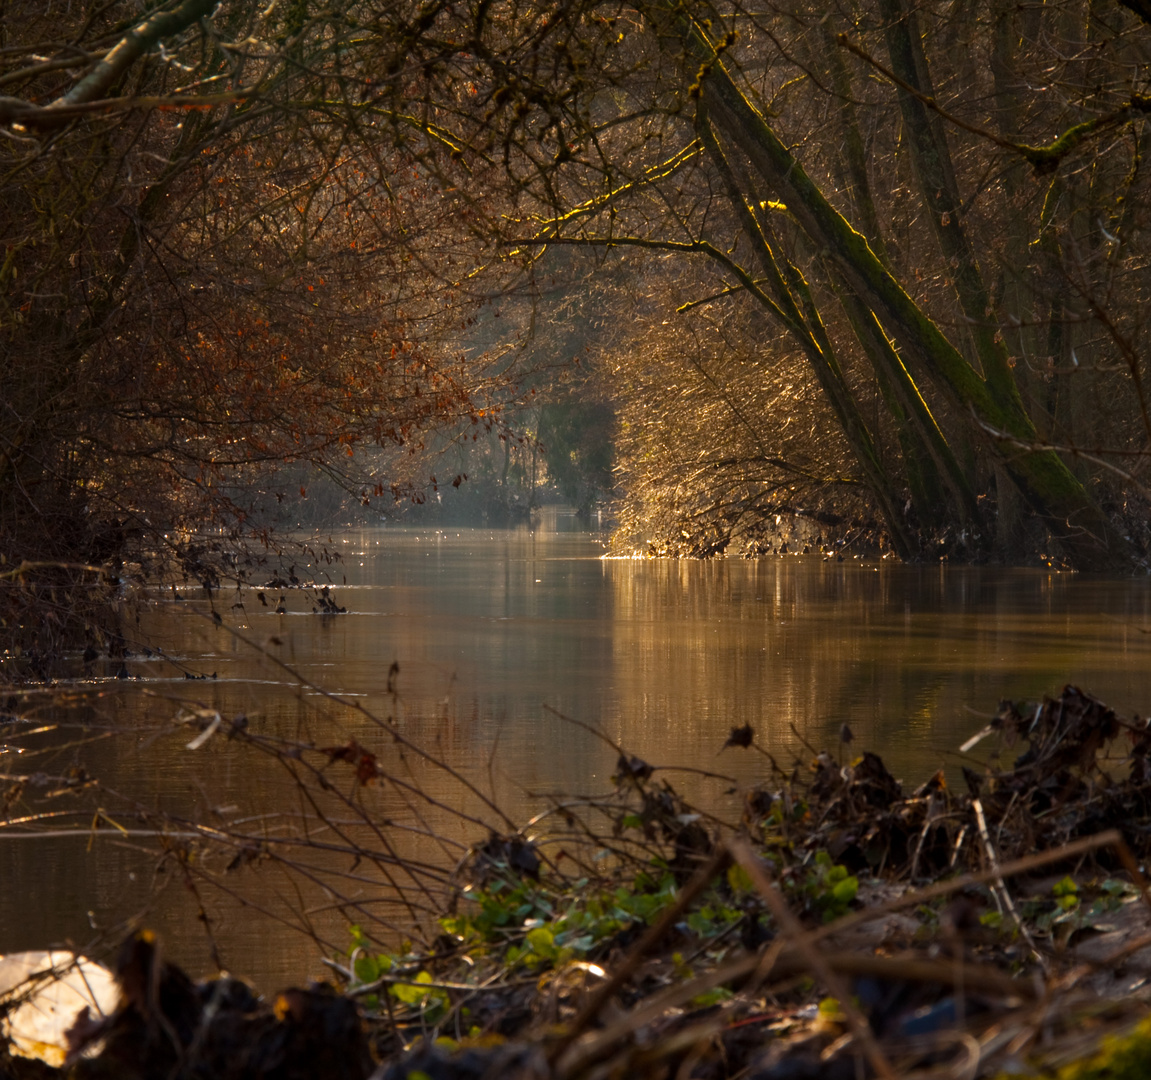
[3, 0, 1151, 670]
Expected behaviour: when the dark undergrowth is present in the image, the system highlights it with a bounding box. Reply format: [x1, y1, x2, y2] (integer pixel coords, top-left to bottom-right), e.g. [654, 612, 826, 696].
[3, 677, 1151, 1079]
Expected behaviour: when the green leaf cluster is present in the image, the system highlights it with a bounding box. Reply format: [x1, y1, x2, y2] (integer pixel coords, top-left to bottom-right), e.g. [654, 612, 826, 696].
[346, 926, 448, 1018]
[444, 871, 684, 970]
[791, 852, 858, 922]
[347, 860, 754, 991]
[1023, 876, 1133, 938]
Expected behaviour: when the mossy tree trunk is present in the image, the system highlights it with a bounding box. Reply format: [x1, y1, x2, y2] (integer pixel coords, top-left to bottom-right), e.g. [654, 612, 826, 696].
[648, 2, 1132, 570]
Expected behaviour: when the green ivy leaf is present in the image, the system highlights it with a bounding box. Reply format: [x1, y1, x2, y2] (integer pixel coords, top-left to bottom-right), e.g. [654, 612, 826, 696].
[727, 864, 754, 894]
[831, 875, 858, 906]
[526, 926, 558, 960]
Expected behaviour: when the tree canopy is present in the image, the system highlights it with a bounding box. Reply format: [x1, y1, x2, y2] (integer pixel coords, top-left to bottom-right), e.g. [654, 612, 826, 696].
[3, 0, 1151, 662]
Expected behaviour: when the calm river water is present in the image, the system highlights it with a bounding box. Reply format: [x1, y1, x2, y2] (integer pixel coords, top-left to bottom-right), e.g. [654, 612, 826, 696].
[4, 508, 1151, 988]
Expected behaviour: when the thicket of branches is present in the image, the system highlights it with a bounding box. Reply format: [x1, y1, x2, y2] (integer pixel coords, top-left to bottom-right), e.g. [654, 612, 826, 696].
[305, 0, 1151, 568]
[4, 0, 1151, 670]
[585, 0, 1151, 562]
[402, 0, 1151, 568]
[0, 1, 532, 667]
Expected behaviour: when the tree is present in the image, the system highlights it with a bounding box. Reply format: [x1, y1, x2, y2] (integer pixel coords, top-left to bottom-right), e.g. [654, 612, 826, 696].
[597, 255, 871, 556]
[342, 0, 1151, 568]
[0, 1, 521, 666]
[4, 0, 1150, 656]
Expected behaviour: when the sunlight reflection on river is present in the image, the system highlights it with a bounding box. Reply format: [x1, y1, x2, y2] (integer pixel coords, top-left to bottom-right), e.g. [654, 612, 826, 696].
[3, 507, 1151, 989]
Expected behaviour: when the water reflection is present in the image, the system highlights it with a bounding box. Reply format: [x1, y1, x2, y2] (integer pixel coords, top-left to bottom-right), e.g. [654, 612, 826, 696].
[3, 509, 1150, 989]
[605, 557, 1151, 782]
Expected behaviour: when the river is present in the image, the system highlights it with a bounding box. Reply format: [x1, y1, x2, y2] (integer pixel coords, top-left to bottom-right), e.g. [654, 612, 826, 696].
[3, 507, 1151, 989]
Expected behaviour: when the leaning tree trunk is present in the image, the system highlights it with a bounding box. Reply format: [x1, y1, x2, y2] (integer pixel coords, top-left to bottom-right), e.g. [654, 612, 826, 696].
[651, 3, 1132, 570]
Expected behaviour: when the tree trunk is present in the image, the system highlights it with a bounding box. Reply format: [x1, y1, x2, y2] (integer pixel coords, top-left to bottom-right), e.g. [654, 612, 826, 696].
[653, 5, 1132, 569]
[698, 112, 919, 558]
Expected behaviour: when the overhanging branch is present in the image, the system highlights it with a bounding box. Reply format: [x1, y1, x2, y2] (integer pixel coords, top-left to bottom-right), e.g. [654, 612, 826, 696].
[63, 0, 216, 105]
[0, 0, 218, 130]
[838, 34, 1151, 175]
[508, 233, 794, 329]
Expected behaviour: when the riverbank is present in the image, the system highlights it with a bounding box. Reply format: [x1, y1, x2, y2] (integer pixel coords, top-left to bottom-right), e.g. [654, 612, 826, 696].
[4, 685, 1151, 1078]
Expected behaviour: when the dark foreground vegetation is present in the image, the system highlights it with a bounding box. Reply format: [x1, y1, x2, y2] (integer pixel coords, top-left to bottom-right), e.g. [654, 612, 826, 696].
[5, 684, 1151, 1078]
